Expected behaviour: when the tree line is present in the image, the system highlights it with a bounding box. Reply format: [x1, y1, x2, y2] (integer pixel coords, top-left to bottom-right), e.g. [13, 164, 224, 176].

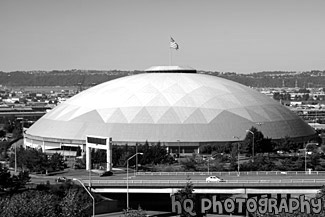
[182, 127, 324, 172]
[0, 165, 93, 217]
[1, 70, 325, 88]
[8, 147, 66, 174]
[75, 141, 175, 170]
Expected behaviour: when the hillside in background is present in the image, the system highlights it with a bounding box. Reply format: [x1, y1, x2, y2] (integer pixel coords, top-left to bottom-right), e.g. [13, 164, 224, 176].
[0, 69, 324, 88]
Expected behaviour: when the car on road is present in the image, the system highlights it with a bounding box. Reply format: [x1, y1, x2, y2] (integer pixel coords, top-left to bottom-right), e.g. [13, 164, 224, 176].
[273, 171, 288, 175]
[205, 176, 224, 183]
[56, 176, 69, 183]
[99, 171, 113, 177]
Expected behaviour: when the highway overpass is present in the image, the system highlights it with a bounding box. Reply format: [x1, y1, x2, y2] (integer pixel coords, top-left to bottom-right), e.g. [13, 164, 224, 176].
[70, 172, 325, 215]
[87, 178, 325, 195]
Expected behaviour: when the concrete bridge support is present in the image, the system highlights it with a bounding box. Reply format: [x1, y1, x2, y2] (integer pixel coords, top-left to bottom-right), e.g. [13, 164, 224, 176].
[86, 136, 112, 171]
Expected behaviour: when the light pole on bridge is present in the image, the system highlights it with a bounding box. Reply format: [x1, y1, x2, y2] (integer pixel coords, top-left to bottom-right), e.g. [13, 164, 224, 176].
[246, 130, 254, 161]
[305, 143, 318, 174]
[233, 136, 241, 176]
[73, 178, 95, 217]
[127, 152, 143, 210]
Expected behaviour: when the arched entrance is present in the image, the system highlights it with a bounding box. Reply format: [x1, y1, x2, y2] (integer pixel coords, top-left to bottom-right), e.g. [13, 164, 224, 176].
[86, 136, 112, 171]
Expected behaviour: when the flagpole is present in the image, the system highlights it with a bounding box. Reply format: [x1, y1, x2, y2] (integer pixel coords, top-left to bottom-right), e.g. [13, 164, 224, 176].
[169, 36, 172, 66]
[170, 36, 179, 66]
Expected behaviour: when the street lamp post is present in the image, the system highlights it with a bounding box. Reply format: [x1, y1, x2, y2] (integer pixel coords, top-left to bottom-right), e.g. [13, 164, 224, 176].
[207, 157, 210, 175]
[15, 120, 25, 173]
[246, 130, 254, 161]
[127, 152, 143, 210]
[14, 143, 17, 173]
[233, 136, 240, 176]
[73, 178, 95, 217]
[305, 143, 318, 174]
[89, 164, 92, 189]
[88, 148, 92, 188]
[177, 140, 180, 164]
[237, 143, 240, 176]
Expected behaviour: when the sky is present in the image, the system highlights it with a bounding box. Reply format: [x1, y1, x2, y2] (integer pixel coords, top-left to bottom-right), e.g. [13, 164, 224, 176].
[1, 0, 325, 74]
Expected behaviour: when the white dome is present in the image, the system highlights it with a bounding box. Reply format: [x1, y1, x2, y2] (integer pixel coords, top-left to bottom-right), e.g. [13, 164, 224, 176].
[26, 72, 315, 143]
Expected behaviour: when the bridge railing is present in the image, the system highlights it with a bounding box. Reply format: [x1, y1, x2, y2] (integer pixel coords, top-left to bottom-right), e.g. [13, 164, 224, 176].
[136, 171, 325, 176]
[89, 179, 325, 185]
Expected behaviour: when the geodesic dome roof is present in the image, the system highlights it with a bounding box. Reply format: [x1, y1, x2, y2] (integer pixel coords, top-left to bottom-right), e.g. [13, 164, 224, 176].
[26, 68, 315, 143]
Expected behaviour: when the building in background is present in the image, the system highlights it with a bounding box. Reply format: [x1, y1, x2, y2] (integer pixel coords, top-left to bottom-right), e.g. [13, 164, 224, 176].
[24, 66, 316, 156]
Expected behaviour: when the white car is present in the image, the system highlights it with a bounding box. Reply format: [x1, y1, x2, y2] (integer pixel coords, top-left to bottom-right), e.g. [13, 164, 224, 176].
[205, 176, 223, 183]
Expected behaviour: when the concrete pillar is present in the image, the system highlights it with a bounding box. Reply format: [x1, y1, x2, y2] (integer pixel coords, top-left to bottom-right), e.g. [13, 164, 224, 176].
[81, 143, 85, 152]
[86, 147, 91, 170]
[106, 137, 112, 171]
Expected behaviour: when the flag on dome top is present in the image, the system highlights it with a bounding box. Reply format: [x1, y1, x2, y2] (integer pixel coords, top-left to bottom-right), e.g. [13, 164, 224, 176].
[170, 37, 179, 50]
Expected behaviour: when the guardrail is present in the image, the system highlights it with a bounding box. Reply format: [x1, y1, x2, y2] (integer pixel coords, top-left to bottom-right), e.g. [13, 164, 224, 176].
[136, 171, 325, 176]
[89, 179, 325, 185]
